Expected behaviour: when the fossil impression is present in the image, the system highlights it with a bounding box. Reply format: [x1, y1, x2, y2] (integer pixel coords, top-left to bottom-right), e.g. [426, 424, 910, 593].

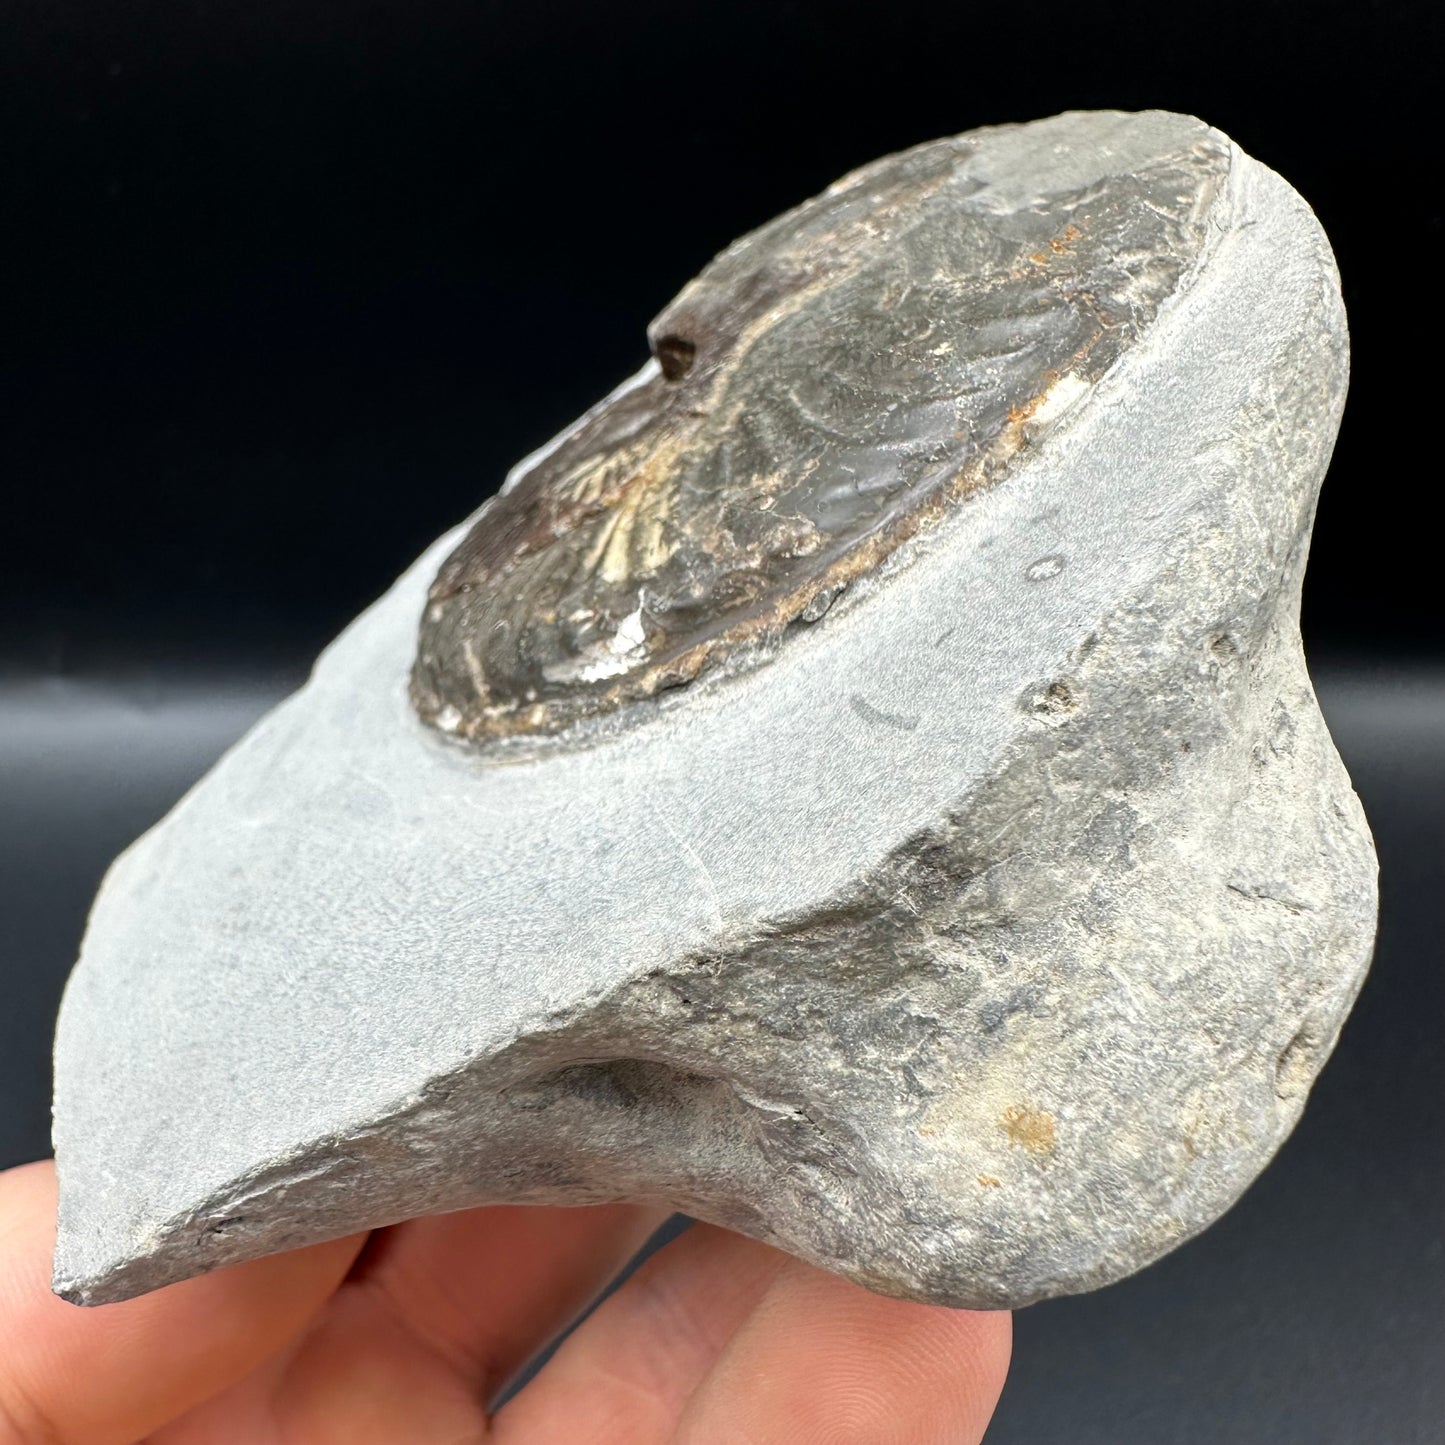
[52, 110, 1376, 1310]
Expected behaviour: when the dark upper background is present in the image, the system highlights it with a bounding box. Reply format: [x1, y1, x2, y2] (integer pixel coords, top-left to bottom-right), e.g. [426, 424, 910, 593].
[2, 3, 1442, 1442]
[1, 0, 1441, 675]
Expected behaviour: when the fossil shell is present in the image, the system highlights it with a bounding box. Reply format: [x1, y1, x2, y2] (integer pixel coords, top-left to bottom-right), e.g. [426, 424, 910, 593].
[412, 118, 1230, 744]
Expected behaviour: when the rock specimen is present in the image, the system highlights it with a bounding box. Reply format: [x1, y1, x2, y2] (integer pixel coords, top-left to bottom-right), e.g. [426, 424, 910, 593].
[51, 110, 1377, 1311]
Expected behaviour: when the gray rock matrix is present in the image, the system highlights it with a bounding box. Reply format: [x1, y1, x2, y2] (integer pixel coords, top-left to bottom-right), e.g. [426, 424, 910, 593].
[52, 111, 1376, 1310]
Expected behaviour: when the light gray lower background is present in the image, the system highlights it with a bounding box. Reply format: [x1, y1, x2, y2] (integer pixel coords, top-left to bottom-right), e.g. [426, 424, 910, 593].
[2, 663, 1440, 1443]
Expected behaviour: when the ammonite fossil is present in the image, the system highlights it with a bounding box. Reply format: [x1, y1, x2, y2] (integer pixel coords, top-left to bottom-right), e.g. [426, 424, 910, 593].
[413, 119, 1228, 743]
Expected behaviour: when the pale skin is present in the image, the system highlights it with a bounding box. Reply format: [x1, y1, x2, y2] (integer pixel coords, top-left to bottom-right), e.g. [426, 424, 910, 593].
[0, 1162, 1011, 1444]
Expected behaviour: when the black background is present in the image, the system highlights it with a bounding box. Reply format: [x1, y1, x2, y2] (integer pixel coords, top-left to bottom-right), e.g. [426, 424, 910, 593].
[2, 0, 1442, 673]
[2, 1, 1441, 1440]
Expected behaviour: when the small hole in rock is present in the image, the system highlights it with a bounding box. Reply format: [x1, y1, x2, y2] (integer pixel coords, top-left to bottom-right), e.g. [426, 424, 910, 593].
[1025, 678, 1079, 722]
[1274, 1026, 1316, 1099]
[654, 334, 696, 381]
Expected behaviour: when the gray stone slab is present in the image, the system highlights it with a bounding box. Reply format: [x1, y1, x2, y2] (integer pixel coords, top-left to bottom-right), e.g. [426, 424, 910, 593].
[51, 110, 1376, 1310]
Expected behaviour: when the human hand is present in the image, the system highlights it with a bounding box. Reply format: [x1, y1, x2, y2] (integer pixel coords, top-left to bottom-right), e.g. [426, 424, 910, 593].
[0, 1160, 1010, 1443]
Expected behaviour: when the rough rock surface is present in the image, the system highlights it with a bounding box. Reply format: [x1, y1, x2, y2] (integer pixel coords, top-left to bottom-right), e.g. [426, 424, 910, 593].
[52, 111, 1376, 1310]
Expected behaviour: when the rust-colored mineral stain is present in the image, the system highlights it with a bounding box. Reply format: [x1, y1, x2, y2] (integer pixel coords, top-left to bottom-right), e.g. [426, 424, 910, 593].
[1000, 1104, 1056, 1157]
[412, 128, 1229, 746]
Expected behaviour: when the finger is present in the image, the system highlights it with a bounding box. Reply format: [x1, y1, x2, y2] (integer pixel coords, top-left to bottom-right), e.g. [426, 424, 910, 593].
[344, 1201, 673, 1403]
[493, 1223, 1010, 1445]
[672, 1252, 1011, 1445]
[490, 1222, 793, 1442]
[0, 1160, 363, 1445]
[154, 1201, 671, 1445]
